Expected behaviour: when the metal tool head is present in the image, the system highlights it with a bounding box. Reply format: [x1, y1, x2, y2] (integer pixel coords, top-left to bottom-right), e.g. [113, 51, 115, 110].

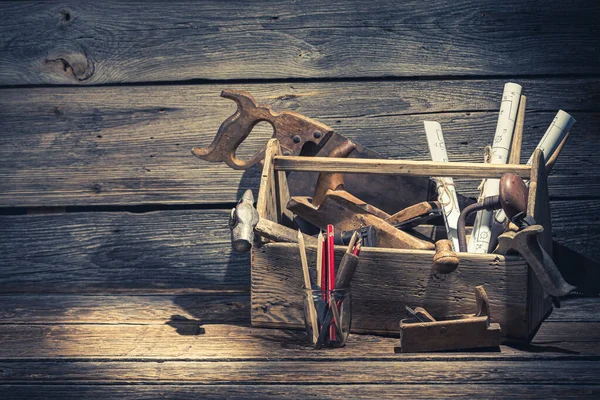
[192, 90, 333, 170]
[496, 225, 576, 297]
[229, 189, 260, 252]
[499, 173, 529, 220]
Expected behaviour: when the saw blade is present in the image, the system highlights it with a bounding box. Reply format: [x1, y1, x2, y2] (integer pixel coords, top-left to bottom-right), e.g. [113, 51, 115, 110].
[287, 132, 474, 214]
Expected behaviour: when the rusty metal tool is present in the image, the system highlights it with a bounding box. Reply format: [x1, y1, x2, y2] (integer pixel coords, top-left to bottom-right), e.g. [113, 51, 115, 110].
[456, 173, 574, 298]
[192, 90, 437, 213]
[399, 286, 501, 353]
[229, 189, 316, 252]
[288, 148, 435, 249]
[334, 226, 378, 248]
[494, 226, 575, 297]
[192, 90, 334, 170]
[405, 306, 436, 323]
[457, 173, 530, 252]
[288, 189, 435, 250]
[385, 201, 442, 229]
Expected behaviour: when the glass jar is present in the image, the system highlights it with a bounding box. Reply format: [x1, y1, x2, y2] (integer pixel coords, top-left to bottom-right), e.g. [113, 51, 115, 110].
[303, 287, 351, 349]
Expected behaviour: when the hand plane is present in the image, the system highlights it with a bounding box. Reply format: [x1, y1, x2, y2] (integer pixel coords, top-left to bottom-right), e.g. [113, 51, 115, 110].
[192, 90, 441, 213]
[399, 286, 501, 353]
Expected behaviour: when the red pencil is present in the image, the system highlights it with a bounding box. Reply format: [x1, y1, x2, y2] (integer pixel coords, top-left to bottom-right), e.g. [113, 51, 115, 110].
[327, 224, 336, 341]
[320, 233, 327, 301]
[352, 239, 362, 256]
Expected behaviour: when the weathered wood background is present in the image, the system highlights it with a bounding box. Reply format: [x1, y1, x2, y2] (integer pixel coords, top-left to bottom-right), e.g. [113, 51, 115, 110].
[0, 1, 599, 398]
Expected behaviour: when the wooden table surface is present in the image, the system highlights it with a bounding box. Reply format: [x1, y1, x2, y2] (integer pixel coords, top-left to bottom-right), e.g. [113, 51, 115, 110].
[1, 1, 599, 398]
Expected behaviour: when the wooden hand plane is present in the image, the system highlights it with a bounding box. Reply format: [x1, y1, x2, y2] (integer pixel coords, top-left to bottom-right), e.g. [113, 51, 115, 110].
[399, 286, 501, 353]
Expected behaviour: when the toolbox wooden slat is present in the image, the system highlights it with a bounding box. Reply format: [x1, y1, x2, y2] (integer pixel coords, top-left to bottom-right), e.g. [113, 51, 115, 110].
[253, 244, 530, 338]
[274, 156, 533, 178]
[1, 1, 599, 85]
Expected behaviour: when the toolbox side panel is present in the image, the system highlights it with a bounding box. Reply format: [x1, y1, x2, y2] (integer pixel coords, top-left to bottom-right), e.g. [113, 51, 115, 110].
[252, 244, 529, 339]
[526, 150, 554, 338]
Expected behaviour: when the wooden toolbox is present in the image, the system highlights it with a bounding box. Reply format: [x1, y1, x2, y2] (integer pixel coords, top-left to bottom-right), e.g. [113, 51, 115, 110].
[251, 139, 553, 341]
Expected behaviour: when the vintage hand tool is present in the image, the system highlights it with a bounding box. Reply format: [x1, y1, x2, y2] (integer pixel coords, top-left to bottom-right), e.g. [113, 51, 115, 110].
[288, 189, 435, 250]
[494, 226, 575, 297]
[405, 305, 436, 323]
[192, 90, 333, 169]
[399, 286, 501, 353]
[192, 90, 437, 213]
[432, 239, 459, 274]
[288, 152, 435, 249]
[334, 226, 378, 248]
[456, 173, 574, 298]
[311, 140, 356, 208]
[385, 201, 442, 229]
[457, 173, 530, 253]
[229, 189, 316, 252]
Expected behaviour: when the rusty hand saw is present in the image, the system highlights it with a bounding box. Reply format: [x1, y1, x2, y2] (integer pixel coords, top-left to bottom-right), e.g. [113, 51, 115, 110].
[193, 90, 446, 213]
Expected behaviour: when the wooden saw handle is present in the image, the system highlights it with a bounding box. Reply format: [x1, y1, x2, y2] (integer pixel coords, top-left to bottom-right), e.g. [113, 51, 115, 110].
[192, 90, 333, 169]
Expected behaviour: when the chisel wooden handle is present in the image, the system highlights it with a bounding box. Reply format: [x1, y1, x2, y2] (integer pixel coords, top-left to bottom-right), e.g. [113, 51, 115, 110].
[334, 253, 360, 289]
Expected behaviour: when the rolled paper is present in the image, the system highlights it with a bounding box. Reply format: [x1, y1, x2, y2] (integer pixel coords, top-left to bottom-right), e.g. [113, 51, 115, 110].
[424, 121, 461, 252]
[526, 110, 576, 166]
[494, 110, 576, 227]
[469, 83, 522, 253]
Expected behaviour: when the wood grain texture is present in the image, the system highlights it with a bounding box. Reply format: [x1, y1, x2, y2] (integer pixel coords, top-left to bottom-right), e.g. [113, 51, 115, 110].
[0, 80, 598, 207]
[0, 294, 594, 324]
[0, 204, 595, 295]
[526, 150, 554, 334]
[0, 210, 250, 293]
[1, 384, 599, 400]
[252, 243, 530, 338]
[0, 1, 599, 84]
[1, 360, 599, 384]
[0, 322, 597, 360]
[0, 294, 249, 324]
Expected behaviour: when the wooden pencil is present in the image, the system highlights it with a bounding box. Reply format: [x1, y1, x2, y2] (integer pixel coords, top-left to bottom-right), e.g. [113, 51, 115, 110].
[297, 230, 319, 344]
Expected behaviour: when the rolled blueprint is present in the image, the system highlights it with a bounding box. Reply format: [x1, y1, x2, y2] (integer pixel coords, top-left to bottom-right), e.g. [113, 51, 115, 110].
[468, 82, 522, 253]
[526, 110, 576, 165]
[424, 121, 461, 252]
[493, 110, 576, 225]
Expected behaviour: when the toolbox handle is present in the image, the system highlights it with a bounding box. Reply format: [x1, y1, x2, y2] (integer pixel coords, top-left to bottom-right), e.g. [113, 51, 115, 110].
[274, 156, 532, 179]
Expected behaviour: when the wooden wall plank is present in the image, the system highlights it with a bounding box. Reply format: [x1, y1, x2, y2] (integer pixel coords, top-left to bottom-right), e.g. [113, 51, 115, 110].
[1, 384, 598, 400]
[0, 211, 249, 293]
[0, 322, 597, 360]
[0, 204, 596, 295]
[0, 80, 598, 207]
[1, 360, 599, 384]
[0, 295, 594, 325]
[0, 1, 599, 84]
[0, 294, 249, 325]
